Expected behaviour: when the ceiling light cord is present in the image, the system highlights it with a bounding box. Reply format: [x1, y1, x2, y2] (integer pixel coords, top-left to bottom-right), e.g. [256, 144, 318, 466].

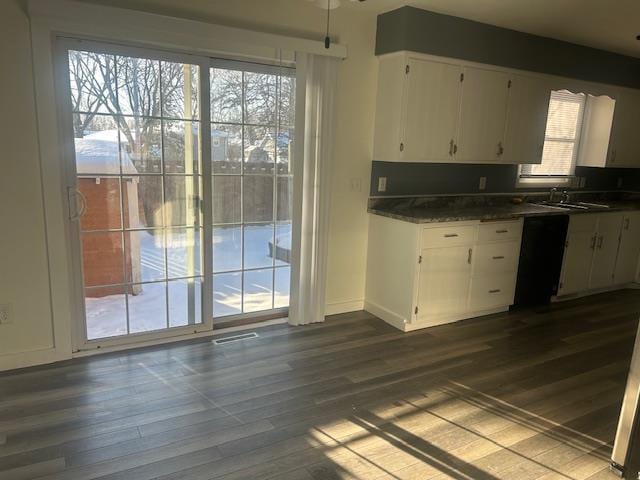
[325, 0, 331, 49]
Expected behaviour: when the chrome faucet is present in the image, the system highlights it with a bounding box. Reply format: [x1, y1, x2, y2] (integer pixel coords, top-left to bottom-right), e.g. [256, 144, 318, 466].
[560, 190, 571, 203]
[549, 187, 558, 202]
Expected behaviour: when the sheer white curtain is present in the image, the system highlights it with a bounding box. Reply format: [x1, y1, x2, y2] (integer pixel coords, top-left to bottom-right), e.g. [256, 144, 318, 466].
[288, 53, 340, 326]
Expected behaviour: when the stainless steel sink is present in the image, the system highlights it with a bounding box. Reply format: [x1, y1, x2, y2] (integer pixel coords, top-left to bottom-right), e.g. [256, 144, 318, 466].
[572, 202, 610, 209]
[532, 200, 611, 211]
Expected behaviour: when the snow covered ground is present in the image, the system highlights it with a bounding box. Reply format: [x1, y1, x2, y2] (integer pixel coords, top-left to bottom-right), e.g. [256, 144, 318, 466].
[85, 225, 291, 340]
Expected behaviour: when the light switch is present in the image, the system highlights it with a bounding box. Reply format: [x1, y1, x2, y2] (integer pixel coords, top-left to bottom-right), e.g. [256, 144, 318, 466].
[378, 177, 387, 192]
[479, 177, 487, 191]
[349, 178, 362, 192]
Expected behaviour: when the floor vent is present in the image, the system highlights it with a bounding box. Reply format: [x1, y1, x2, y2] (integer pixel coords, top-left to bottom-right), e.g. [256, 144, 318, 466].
[212, 332, 259, 345]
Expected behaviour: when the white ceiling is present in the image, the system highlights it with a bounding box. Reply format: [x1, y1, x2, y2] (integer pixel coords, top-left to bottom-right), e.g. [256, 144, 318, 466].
[343, 0, 640, 58]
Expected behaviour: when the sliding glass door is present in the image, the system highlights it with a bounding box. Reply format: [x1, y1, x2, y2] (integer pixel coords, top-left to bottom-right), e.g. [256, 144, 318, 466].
[60, 40, 294, 347]
[210, 62, 294, 321]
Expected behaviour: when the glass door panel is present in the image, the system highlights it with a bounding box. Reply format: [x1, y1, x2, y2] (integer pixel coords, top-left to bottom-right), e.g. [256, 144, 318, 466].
[210, 64, 295, 321]
[67, 47, 205, 342]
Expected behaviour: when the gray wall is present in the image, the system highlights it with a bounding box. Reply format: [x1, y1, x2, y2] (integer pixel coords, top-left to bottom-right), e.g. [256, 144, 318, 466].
[370, 161, 640, 196]
[376, 6, 640, 89]
[371, 7, 640, 197]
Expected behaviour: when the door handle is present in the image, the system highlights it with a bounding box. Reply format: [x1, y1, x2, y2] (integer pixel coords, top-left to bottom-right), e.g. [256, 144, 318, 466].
[67, 186, 87, 221]
[590, 234, 597, 250]
[597, 236, 604, 250]
[489, 289, 501, 294]
[496, 142, 504, 156]
[492, 256, 505, 260]
[468, 248, 473, 264]
[449, 139, 454, 156]
[444, 233, 459, 238]
[495, 229, 508, 234]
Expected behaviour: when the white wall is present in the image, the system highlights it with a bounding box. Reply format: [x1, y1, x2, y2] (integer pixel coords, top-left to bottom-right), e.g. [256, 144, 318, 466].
[0, 1, 56, 362]
[0, 0, 377, 369]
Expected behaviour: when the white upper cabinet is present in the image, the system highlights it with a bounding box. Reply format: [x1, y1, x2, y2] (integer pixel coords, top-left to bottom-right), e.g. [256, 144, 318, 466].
[402, 59, 463, 162]
[502, 74, 551, 165]
[608, 89, 640, 168]
[577, 94, 616, 168]
[373, 52, 551, 165]
[455, 67, 511, 163]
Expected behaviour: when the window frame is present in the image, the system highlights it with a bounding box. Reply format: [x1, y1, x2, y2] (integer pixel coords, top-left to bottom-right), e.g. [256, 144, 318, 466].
[516, 89, 587, 189]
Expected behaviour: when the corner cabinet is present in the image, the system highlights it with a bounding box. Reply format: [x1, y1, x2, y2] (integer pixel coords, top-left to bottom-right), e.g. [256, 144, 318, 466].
[373, 52, 550, 164]
[575, 88, 640, 169]
[365, 215, 523, 332]
[558, 211, 640, 297]
[607, 89, 640, 168]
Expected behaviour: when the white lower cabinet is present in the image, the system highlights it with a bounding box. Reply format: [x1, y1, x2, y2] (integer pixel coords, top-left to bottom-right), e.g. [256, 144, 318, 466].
[365, 215, 523, 332]
[418, 246, 472, 318]
[615, 212, 640, 284]
[558, 211, 640, 298]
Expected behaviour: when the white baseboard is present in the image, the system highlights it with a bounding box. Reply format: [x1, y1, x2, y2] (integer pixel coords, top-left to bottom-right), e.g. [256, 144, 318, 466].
[0, 347, 70, 373]
[325, 299, 364, 316]
[553, 283, 638, 302]
[406, 306, 509, 332]
[364, 300, 408, 330]
[365, 300, 509, 333]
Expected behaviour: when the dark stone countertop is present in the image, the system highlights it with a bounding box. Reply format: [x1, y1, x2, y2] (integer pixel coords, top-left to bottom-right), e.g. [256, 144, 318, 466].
[367, 193, 640, 224]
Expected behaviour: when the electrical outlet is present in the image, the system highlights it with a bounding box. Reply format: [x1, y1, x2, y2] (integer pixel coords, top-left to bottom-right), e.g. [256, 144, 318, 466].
[0, 304, 11, 325]
[378, 177, 387, 192]
[478, 177, 487, 191]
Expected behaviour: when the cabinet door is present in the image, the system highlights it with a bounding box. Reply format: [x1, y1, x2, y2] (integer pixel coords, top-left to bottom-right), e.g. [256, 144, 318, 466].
[609, 90, 640, 168]
[418, 246, 471, 318]
[402, 59, 463, 162]
[456, 67, 511, 163]
[590, 214, 624, 290]
[502, 75, 550, 165]
[559, 231, 595, 295]
[373, 54, 407, 162]
[614, 212, 640, 284]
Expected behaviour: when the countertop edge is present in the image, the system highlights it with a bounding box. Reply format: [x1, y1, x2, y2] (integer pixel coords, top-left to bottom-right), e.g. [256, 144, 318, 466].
[367, 205, 639, 224]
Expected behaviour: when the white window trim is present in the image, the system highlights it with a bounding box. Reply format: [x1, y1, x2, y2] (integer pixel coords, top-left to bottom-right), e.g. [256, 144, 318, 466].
[516, 90, 586, 189]
[19, 0, 346, 370]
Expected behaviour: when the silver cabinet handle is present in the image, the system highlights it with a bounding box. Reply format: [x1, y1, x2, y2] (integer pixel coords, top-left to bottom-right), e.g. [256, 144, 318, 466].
[496, 142, 504, 156]
[492, 256, 505, 260]
[495, 229, 508, 234]
[449, 139, 454, 156]
[597, 236, 604, 250]
[489, 289, 501, 294]
[590, 235, 597, 250]
[444, 233, 459, 238]
[468, 248, 473, 264]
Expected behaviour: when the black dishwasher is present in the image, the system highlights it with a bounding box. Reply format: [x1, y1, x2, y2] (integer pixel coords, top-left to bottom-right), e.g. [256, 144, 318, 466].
[513, 215, 569, 308]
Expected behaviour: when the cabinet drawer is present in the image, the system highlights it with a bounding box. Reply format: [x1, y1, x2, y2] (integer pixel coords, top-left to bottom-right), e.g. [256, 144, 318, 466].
[477, 221, 522, 243]
[422, 225, 476, 248]
[568, 214, 598, 233]
[472, 241, 520, 274]
[469, 273, 516, 311]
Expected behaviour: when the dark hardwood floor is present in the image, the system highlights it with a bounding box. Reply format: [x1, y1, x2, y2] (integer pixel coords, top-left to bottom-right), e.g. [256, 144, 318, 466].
[1, 289, 639, 479]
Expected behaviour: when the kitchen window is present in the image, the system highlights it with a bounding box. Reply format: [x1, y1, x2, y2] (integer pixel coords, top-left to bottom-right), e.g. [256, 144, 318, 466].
[518, 90, 586, 186]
